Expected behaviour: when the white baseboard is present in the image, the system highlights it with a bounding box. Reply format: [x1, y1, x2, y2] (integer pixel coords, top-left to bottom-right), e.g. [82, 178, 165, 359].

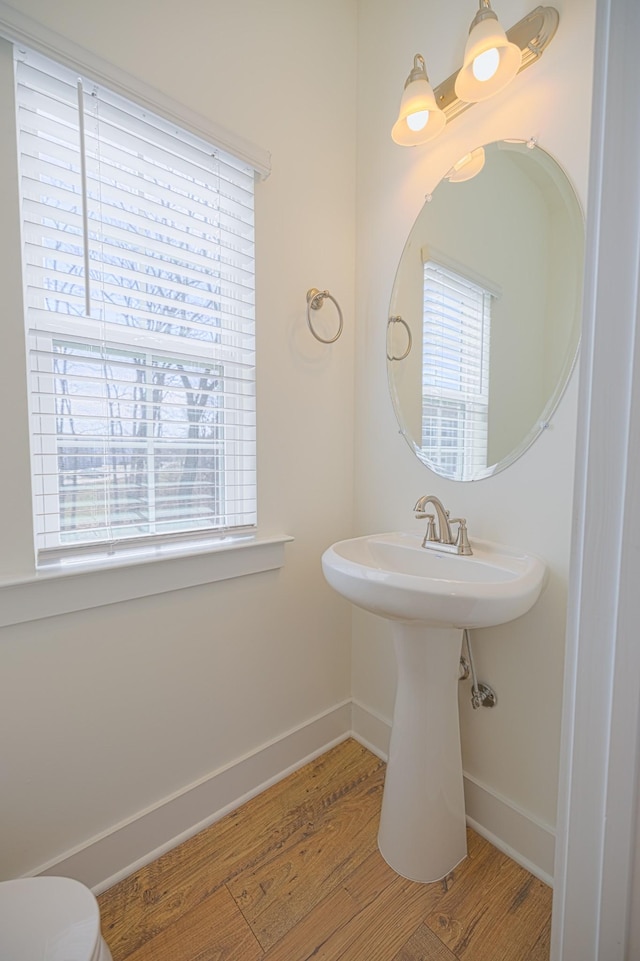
[34, 700, 352, 893]
[350, 699, 391, 760]
[29, 697, 555, 893]
[351, 698, 555, 885]
[463, 776, 555, 886]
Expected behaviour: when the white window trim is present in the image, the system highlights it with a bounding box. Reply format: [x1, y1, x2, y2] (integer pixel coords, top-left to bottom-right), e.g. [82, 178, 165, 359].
[0, 533, 293, 627]
[421, 246, 502, 302]
[0, 14, 290, 617]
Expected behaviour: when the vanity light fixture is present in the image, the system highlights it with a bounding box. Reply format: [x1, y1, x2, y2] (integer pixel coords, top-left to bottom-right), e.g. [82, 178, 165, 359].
[391, 54, 446, 146]
[445, 147, 486, 182]
[391, 5, 559, 146]
[455, 0, 521, 103]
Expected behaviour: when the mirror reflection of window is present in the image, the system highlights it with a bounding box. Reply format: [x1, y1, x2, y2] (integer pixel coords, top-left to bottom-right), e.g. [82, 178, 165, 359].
[389, 142, 583, 482]
[421, 259, 496, 481]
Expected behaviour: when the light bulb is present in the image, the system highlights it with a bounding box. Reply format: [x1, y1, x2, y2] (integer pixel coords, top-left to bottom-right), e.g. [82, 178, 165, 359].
[391, 54, 446, 145]
[406, 110, 429, 132]
[455, 4, 522, 103]
[472, 46, 500, 82]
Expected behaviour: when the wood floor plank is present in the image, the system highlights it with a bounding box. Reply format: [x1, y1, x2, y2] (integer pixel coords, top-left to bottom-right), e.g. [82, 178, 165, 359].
[523, 920, 551, 961]
[284, 870, 442, 961]
[98, 738, 382, 959]
[342, 848, 401, 909]
[259, 883, 361, 961]
[392, 922, 458, 961]
[122, 883, 263, 961]
[260, 846, 439, 961]
[425, 844, 552, 961]
[227, 768, 385, 949]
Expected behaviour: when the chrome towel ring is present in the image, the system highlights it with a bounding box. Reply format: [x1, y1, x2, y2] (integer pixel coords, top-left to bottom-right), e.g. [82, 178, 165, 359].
[306, 288, 343, 344]
[387, 315, 412, 361]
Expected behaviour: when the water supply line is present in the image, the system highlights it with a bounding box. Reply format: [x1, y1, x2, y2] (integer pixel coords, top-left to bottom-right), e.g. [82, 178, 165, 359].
[461, 628, 497, 709]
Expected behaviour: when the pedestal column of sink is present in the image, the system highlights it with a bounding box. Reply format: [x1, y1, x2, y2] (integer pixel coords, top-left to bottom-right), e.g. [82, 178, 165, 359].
[377, 623, 468, 883]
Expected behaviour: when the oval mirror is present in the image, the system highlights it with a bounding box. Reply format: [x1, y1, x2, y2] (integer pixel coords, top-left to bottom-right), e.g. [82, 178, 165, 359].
[387, 140, 584, 481]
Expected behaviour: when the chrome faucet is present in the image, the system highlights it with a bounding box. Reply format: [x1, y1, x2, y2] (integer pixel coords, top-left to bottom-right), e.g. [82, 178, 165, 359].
[414, 494, 473, 555]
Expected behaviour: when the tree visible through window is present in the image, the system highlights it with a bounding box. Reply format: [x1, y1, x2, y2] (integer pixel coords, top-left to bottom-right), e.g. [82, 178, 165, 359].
[16, 47, 257, 560]
[52, 343, 227, 542]
[422, 260, 493, 481]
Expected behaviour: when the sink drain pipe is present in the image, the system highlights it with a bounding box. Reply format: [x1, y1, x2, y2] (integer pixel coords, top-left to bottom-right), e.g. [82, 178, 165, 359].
[460, 629, 497, 709]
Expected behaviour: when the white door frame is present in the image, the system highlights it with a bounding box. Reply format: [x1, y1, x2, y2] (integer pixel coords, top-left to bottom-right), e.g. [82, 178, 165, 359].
[552, 0, 640, 957]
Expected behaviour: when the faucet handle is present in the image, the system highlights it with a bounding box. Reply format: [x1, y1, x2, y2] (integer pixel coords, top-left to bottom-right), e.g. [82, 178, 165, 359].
[415, 512, 438, 547]
[449, 518, 473, 556]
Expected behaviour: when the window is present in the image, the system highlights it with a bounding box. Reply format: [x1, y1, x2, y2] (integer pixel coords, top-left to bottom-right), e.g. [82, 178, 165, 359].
[421, 258, 494, 481]
[15, 47, 257, 563]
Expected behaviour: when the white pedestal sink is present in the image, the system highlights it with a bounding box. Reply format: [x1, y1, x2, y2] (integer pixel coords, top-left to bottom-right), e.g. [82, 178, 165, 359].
[322, 531, 545, 882]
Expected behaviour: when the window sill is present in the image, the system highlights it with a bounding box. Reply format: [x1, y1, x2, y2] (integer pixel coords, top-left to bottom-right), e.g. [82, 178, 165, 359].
[0, 534, 294, 627]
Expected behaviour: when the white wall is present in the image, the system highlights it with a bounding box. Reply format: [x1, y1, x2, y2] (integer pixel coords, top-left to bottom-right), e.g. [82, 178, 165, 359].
[0, 0, 357, 882]
[354, 0, 595, 869]
[0, 0, 600, 892]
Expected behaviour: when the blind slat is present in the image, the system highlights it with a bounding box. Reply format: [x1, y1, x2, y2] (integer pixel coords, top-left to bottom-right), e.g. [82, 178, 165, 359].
[22, 225, 255, 297]
[20, 177, 255, 262]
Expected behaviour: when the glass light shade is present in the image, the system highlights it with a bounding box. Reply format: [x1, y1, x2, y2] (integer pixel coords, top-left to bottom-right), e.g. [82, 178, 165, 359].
[445, 147, 486, 182]
[391, 77, 446, 146]
[454, 15, 522, 102]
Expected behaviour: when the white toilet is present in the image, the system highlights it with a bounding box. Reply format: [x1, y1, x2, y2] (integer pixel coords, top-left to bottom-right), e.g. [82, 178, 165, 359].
[0, 876, 113, 960]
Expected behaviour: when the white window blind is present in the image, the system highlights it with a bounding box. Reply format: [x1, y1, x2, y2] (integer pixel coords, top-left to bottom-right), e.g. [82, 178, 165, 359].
[422, 260, 492, 481]
[15, 47, 257, 561]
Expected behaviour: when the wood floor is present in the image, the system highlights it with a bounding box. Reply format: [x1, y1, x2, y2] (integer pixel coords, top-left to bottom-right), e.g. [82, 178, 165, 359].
[97, 739, 551, 961]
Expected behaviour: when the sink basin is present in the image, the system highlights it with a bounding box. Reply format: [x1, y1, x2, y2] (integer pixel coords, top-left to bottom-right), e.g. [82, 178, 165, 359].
[322, 529, 546, 883]
[322, 531, 545, 628]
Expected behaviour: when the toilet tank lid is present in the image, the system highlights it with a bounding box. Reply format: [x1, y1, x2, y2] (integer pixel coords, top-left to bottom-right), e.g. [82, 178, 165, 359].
[0, 876, 101, 960]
